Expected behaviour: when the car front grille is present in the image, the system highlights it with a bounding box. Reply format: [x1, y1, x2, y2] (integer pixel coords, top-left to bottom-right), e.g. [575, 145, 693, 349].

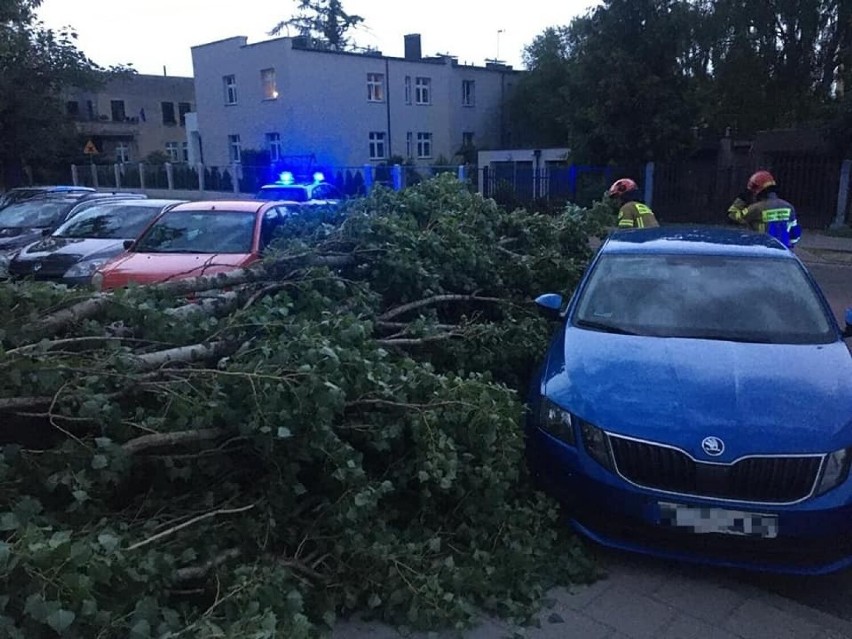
[608, 435, 823, 504]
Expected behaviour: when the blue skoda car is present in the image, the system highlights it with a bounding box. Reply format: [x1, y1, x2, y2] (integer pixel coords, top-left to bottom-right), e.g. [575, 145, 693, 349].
[527, 226, 852, 575]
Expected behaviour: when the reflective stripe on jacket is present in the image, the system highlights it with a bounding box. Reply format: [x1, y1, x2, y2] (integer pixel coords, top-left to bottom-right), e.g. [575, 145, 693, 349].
[618, 202, 659, 229]
[728, 193, 800, 248]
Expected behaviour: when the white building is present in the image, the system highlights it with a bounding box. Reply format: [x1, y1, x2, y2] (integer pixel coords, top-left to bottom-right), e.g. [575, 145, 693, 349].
[190, 34, 518, 171]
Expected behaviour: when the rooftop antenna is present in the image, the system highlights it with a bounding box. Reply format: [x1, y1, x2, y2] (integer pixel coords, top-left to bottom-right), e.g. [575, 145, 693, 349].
[496, 29, 505, 61]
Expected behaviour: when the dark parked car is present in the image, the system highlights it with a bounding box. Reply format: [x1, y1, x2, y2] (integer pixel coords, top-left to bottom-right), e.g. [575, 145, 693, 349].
[9, 199, 186, 286]
[527, 226, 852, 575]
[0, 185, 95, 209]
[0, 191, 147, 274]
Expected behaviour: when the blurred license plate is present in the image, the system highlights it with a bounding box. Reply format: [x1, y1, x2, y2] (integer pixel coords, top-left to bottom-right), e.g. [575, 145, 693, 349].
[658, 502, 778, 539]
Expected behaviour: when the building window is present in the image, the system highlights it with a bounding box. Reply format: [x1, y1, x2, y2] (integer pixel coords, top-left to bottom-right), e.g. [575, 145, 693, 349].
[162, 102, 176, 125]
[110, 99, 126, 122]
[369, 131, 386, 160]
[415, 77, 431, 105]
[404, 76, 412, 105]
[223, 75, 238, 105]
[165, 142, 180, 162]
[116, 142, 131, 163]
[228, 134, 242, 163]
[462, 80, 475, 107]
[266, 132, 282, 162]
[367, 73, 384, 102]
[261, 68, 278, 100]
[417, 132, 432, 158]
[66, 101, 79, 117]
[406, 132, 413, 158]
[86, 100, 95, 120]
[182, 142, 189, 163]
[462, 131, 474, 147]
[178, 102, 191, 126]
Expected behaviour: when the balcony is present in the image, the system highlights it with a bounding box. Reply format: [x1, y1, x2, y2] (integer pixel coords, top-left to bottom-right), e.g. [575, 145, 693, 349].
[74, 116, 140, 137]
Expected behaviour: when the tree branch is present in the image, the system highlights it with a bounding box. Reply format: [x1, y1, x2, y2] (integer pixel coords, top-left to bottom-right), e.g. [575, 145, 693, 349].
[121, 427, 230, 456]
[379, 295, 506, 322]
[127, 503, 255, 551]
[32, 295, 113, 337]
[174, 548, 242, 582]
[0, 396, 53, 411]
[132, 341, 230, 370]
[377, 332, 464, 347]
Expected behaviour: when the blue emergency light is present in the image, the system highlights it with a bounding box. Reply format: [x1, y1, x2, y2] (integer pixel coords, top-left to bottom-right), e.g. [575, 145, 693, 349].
[278, 171, 295, 185]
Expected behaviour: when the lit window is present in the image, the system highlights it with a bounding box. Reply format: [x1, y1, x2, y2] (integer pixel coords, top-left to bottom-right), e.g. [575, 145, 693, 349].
[223, 75, 238, 105]
[369, 131, 386, 160]
[462, 80, 475, 107]
[415, 77, 431, 105]
[266, 132, 282, 162]
[261, 68, 278, 100]
[228, 134, 242, 163]
[417, 132, 432, 159]
[367, 73, 385, 102]
[165, 142, 180, 162]
[404, 76, 412, 105]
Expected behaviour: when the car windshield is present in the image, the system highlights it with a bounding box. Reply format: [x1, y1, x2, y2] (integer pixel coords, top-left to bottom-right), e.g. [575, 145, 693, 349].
[573, 254, 835, 344]
[54, 203, 167, 239]
[0, 198, 74, 228]
[134, 211, 256, 254]
[257, 187, 309, 202]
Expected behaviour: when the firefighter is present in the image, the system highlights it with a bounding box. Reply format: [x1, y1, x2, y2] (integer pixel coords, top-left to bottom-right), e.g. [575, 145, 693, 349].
[728, 170, 801, 249]
[607, 178, 659, 229]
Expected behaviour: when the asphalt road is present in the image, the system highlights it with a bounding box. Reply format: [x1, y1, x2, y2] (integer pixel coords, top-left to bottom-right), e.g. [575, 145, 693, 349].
[808, 261, 851, 325]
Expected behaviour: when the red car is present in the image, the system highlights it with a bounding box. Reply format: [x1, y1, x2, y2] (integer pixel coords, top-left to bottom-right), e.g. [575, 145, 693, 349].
[93, 200, 296, 290]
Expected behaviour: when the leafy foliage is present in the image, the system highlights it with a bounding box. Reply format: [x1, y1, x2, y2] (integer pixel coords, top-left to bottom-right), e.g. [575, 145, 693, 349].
[513, 0, 851, 162]
[270, 0, 364, 51]
[0, 177, 604, 637]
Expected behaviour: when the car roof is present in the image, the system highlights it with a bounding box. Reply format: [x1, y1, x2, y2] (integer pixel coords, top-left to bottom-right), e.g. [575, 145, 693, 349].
[168, 200, 267, 213]
[79, 198, 186, 208]
[601, 226, 793, 259]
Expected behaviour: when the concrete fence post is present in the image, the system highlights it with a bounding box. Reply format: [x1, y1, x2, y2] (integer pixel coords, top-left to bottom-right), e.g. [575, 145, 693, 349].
[831, 159, 852, 229]
[70, 164, 79, 186]
[392, 164, 403, 191]
[644, 161, 655, 208]
[231, 165, 240, 194]
[363, 164, 374, 193]
[165, 162, 175, 191]
[197, 163, 206, 192]
[457, 165, 466, 182]
[139, 163, 146, 190]
[90, 163, 99, 189]
[114, 164, 121, 190]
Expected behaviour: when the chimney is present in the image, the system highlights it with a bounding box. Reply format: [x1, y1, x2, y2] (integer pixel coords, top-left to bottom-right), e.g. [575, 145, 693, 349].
[404, 34, 422, 61]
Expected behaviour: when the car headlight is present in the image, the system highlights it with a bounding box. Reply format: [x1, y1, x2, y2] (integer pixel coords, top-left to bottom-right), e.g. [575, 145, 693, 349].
[91, 271, 105, 291]
[64, 258, 109, 279]
[815, 448, 850, 496]
[581, 422, 614, 470]
[537, 397, 575, 445]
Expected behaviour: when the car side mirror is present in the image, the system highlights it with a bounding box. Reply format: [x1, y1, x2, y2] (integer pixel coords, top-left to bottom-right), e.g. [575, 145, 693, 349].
[535, 293, 564, 320]
[123, 239, 134, 250]
[844, 308, 852, 339]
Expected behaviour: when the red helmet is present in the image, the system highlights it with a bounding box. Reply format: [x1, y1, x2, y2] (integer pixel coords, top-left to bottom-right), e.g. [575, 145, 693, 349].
[747, 170, 776, 195]
[608, 178, 639, 198]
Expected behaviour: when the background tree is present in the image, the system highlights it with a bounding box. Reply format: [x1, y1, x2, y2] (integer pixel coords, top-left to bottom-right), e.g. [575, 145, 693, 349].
[270, 0, 363, 51]
[0, 0, 132, 188]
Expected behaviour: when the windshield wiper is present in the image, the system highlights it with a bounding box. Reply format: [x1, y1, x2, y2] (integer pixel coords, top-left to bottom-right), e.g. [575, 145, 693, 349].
[575, 319, 638, 335]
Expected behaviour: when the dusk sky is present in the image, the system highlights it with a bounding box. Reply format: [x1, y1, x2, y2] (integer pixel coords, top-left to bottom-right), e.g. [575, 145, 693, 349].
[38, 0, 597, 77]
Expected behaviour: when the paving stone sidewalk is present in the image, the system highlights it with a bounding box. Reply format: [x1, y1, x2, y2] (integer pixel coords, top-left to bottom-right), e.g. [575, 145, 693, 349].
[333, 553, 852, 639]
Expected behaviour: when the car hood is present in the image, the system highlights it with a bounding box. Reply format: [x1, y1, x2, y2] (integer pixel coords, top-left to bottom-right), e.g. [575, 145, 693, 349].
[0, 227, 45, 253]
[542, 328, 852, 458]
[17, 237, 124, 262]
[100, 252, 256, 288]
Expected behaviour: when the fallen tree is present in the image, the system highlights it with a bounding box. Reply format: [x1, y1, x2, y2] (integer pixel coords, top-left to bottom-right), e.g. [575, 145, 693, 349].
[0, 176, 611, 637]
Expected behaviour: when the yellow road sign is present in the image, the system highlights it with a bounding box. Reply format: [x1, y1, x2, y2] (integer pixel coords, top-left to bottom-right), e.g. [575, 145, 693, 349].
[83, 140, 99, 155]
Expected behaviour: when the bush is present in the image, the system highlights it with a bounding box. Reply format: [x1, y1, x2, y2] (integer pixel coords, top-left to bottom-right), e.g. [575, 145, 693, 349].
[0, 176, 605, 637]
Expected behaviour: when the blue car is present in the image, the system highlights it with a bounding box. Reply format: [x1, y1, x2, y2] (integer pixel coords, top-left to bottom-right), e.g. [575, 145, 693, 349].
[527, 226, 852, 575]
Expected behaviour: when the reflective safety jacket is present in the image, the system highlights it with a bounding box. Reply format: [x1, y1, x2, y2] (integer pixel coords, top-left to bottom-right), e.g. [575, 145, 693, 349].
[727, 192, 801, 248]
[618, 202, 659, 229]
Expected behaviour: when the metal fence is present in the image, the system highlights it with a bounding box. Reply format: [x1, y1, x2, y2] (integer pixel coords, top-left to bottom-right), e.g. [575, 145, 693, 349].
[70, 162, 470, 197]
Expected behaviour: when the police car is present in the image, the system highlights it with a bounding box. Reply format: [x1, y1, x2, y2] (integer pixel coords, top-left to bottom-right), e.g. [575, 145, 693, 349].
[255, 172, 342, 205]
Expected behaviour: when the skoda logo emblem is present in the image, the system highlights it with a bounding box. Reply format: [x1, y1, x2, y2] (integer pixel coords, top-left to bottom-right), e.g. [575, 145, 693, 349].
[701, 436, 724, 457]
